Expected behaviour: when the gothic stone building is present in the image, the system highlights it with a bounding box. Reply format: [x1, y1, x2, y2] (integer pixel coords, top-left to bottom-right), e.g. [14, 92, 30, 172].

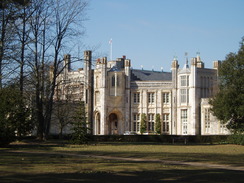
[52, 50, 230, 136]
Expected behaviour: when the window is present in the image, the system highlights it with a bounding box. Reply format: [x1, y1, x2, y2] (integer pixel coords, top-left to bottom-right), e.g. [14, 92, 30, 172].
[180, 75, 189, 87]
[95, 91, 100, 105]
[148, 114, 155, 132]
[220, 123, 226, 134]
[148, 92, 155, 104]
[96, 76, 99, 88]
[111, 75, 115, 87]
[111, 74, 119, 87]
[116, 75, 119, 87]
[133, 113, 140, 132]
[162, 114, 169, 133]
[181, 109, 187, 134]
[205, 108, 210, 133]
[180, 89, 189, 103]
[163, 92, 170, 104]
[133, 92, 140, 104]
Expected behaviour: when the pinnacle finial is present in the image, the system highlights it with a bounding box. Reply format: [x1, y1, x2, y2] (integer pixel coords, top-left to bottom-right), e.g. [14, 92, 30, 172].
[185, 52, 189, 66]
[173, 55, 178, 61]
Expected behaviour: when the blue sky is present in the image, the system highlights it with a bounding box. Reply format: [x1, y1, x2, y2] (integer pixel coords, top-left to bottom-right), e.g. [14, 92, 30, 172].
[82, 0, 244, 71]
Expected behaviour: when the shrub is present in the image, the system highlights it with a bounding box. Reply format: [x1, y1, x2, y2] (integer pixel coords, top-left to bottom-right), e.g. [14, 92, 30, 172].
[227, 133, 244, 145]
[0, 127, 15, 147]
[70, 101, 90, 144]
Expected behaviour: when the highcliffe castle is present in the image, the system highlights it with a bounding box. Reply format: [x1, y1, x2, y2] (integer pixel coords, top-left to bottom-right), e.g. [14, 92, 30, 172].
[51, 51, 230, 136]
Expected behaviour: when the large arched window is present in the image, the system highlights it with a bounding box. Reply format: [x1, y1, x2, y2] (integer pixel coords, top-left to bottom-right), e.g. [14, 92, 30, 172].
[111, 75, 115, 87]
[96, 76, 99, 88]
[111, 74, 119, 87]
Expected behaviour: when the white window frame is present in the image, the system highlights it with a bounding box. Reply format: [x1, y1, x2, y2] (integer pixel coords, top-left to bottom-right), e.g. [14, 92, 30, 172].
[181, 109, 188, 135]
[148, 92, 155, 104]
[133, 92, 140, 104]
[162, 113, 169, 133]
[205, 108, 211, 133]
[163, 92, 170, 104]
[148, 114, 155, 132]
[133, 113, 140, 132]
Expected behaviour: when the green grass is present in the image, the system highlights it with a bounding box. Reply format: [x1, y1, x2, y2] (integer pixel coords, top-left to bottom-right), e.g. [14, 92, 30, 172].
[53, 142, 244, 166]
[0, 140, 243, 183]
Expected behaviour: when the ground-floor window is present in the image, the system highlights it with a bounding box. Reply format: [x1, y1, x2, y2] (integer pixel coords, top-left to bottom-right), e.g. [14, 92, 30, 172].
[162, 113, 169, 133]
[133, 113, 140, 132]
[220, 123, 227, 134]
[181, 109, 188, 135]
[148, 114, 155, 132]
[205, 108, 211, 133]
[96, 112, 100, 135]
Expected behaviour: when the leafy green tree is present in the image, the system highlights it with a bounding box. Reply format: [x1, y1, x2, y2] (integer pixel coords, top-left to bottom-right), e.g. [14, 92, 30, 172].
[210, 37, 244, 133]
[71, 101, 90, 144]
[0, 86, 32, 146]
[140, 113, 147, 134]
[155, 113, 161, 134]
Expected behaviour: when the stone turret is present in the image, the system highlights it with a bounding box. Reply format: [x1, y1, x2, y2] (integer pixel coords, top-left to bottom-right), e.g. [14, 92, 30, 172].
[124, 59, 131, 132]
[63, 54, 71, 79]
[196, 53, 204, 68]
[83, 50, 93, 133]
[213, 60, 221, 71]
[171, 57, 179, 134]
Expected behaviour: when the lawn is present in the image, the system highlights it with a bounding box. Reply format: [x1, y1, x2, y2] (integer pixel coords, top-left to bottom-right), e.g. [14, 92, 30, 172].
[0, 140, 243, 183]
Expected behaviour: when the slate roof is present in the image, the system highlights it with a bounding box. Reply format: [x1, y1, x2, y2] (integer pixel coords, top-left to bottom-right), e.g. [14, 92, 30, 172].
[131, 69, 172, 81]
[109, 66, 120, 72]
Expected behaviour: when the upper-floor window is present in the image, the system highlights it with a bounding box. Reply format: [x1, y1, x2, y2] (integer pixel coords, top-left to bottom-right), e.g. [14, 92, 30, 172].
[111, 75, 115, 87]
[148, 92, 155, 104]
[133, 92, 140, 104]
[96, 76, 99, 88]
[181, 75, 189, 87]
[111, 74, 119, 87]
[180, 89, 189, 104]
[163, 92, 170, 104]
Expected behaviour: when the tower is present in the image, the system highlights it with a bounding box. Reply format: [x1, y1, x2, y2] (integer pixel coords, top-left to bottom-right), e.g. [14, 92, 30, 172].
[124, 58, 131, 131]
[83, 50, 93, 133]
[171, 57, 179, 134]
[63, 54, 71, 80]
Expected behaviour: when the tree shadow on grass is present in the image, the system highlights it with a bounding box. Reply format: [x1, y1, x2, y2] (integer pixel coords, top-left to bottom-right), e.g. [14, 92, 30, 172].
[0, 169, 243, 183]
[63, 149, 244, 167]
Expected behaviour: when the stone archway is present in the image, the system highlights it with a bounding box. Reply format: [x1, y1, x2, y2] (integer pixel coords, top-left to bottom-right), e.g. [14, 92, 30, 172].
[108, 113, 118, 135]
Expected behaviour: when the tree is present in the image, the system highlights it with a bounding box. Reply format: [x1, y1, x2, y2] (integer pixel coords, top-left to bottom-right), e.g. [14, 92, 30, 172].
[0, 0, 30, 88]
[71, 101, 90, 144]
[39, 0, 88, 139]
[22, 0, 88, 140]
[0, 0, 88, 140]
[210, 37, 244, 133]
[140, 113, 147, 134]
[0, 85, 32, 146]
[52, 100, 73, 139]
[155, 113, 161, 134]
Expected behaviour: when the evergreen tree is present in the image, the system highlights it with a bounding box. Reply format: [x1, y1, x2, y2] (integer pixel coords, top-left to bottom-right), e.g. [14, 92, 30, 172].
[0, 86, 32, 146]
[210, 37, 244, 133]
[140, 113, 147, 134]
[71, 101, 90, 144]
[155, 113, 161, 134]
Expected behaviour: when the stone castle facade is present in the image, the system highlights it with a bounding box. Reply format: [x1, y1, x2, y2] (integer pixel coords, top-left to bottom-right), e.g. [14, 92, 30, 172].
[52, 50, 230, 136]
